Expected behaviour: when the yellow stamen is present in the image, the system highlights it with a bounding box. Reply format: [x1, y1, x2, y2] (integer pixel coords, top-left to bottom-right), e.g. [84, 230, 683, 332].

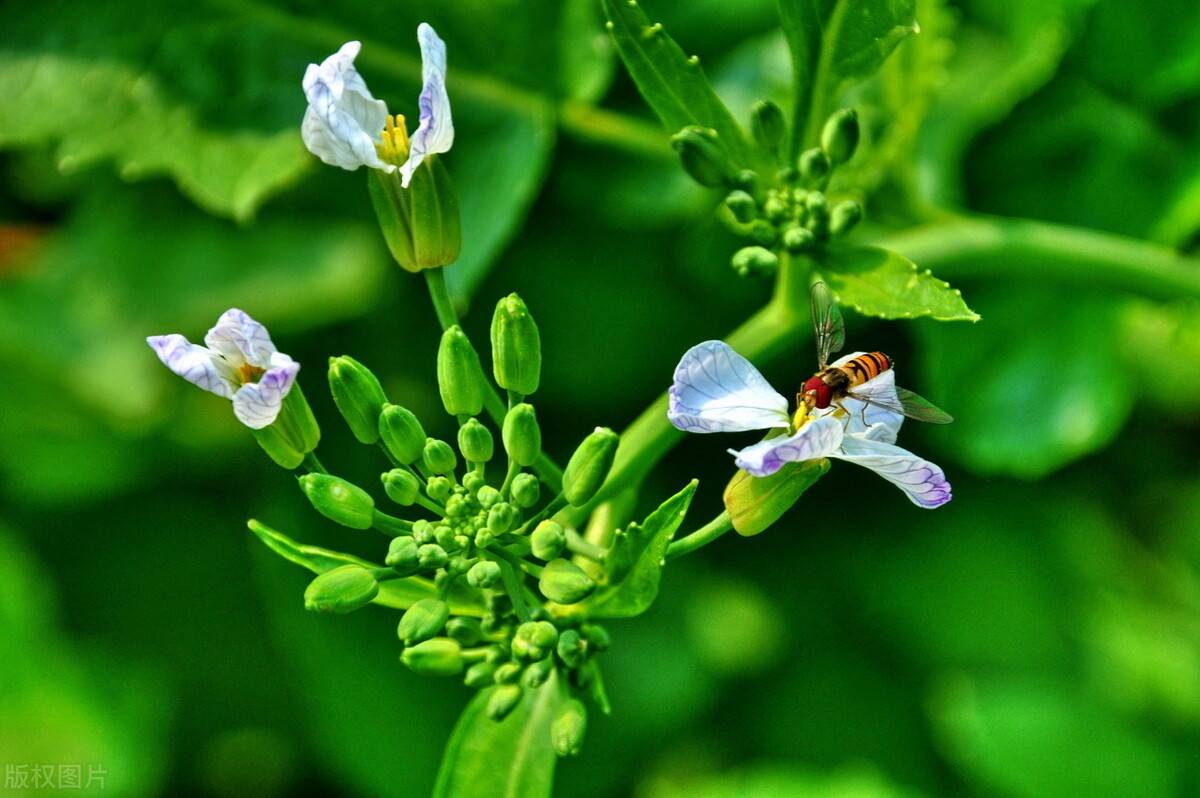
[377, 114, 410, 165]
[238, 363, 266, 385]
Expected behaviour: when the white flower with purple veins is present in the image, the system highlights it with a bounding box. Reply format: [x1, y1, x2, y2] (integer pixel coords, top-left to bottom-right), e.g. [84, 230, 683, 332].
[668, 341, 951, 508]
[301, 24, 454, 187]
[147, 310, 299, 430]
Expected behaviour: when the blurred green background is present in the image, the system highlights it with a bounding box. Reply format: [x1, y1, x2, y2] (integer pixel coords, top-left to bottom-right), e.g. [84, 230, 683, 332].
[3, 0, 1200, 795]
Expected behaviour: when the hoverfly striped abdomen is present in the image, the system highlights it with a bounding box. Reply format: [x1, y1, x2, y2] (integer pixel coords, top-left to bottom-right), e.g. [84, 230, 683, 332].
[838, 352, 891, 388]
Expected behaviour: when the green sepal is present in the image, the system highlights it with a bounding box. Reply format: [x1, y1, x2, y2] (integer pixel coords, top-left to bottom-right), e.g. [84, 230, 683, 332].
[249, 384, 320, 468]
[723, 459, 829, 536]
[368, 159, 461, 273]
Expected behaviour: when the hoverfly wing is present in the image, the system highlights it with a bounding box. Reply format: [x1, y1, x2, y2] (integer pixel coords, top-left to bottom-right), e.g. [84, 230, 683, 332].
[810, 281, 845, 369]
[845, 386, 954, 424]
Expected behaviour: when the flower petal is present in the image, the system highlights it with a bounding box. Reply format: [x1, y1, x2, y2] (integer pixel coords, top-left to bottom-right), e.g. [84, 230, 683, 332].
[302, 41, 392, 172]
[232, 359, 299, 429]
[840, 368, 903, 443]
[831, 434, 951, 508]
[147, 335, 234, 398]
[730, 415, 844, 477]
[667, 341, 790, 433]
[399, 23, 455, 187]
[204, 308, 277, 368]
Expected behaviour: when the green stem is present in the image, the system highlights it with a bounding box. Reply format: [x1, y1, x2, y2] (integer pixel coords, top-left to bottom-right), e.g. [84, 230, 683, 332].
[666, 512, 733, 561]
[371, 510, 412, 538]
[565, 529, 607, 562]
[302, 452, 328, 474]
[492, 554, 535, 623]
[424, 269, 565, 491]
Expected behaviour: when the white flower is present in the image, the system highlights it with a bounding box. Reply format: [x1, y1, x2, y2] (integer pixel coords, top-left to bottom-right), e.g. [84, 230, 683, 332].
[148, 309, 299, 430]
[668, 341, 951, 508]
[301, 25, 454, 187]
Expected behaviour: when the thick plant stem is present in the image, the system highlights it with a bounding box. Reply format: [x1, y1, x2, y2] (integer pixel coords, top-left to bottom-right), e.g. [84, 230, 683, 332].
[666, 512, 733, 560]
[423, 269, 564, 491]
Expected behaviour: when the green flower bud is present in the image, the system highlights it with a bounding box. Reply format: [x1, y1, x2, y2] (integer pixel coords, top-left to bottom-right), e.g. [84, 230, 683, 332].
[502, 404, 541, 467]
[581, 623, 611, 652]
[378, 404, 426, 464]
[733, 169, 760, 195]
[510, 635, 541, 662]
[777, 165, 799, 185]
[749, 220, 777, 247]
[487, 503, 516, 534]
[464, 661, 497, 688]
[491, 293, 541, 396]
[556, 629, 585, 668]
[552, 699, 588, 757]
[444, 494, 469, 518]
[467, 560, 502, 589]
[298, 474, 375, 530]
[510, 473, 540, 509]
[367, 158, 461, 273]
[539, 559, 596, 605]
[531, 521, 566, 561]
[437, 326, 486, 417]
[798, 147, 830, 184]
[671, 126, 733, 188]
[397, 598, 450, 646]
[418, 543, 449, 570]
[487, 684, 523, 720]
[724, 190, 757, 224]
[462, 470, 486, 493]
[829, 199, 863, 236]
[494, 662, 522, 684]
[381, 468, 420, 506]
[476, 485, 501, 509]
[385, 536, 421, 575]
[562, 427, 619, 507]
[446, 617, 483, 646]
[400, 637, 463, 676]
[474, 528, 495, 549]
[303, 565, 379, 614]
[724, 458, 830, 536]
[751, 99, 786, 153]
[519, 621, 559, 650]
[763, 195, 788, 223]
[457, 418, 494, 464]
[426, 476, 453, 503]
[783, 226, 816, 252]
[412, 519, 433, 543]
[328, 356, 387, 444]
[251, 385, 321, 468]
[423, 438, 458, 476]
[731, 246, 778, 277]
[523, 658, 554, 688]
[821, 108, 859, 165]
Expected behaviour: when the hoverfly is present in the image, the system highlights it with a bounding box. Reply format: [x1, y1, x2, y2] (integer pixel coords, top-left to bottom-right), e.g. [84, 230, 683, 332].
[799, 281, 953, 424]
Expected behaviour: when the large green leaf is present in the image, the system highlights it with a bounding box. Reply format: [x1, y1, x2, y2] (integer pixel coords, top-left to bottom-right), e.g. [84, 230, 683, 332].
[583, 480, 697, 618]
[434, 673, 565, 798]
[819, 246, 979, 321]
[601, 0, 751, 165]
[248, 520, 484, 615]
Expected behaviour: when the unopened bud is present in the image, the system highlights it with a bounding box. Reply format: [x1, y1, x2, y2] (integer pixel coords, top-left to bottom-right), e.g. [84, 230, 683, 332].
[437, 326, 486, 417]
[467, 560, 502, 589]
[829, 200, 863, 236]
[798, 147, 830, 184]
[418, 543, 448, 570]
[446, 617, 483, 646]
[487, 503, 517, 534]
[426, 476, 452, 502]
[493, 662, 522, 684]
[539, 559, 596, 605]
[671, 126, 733, 188]
[581, 623, 611, 651]
[531, 521, 566, 561]
[821, 108, 859, 165]
[731, 246, 778, 277]
[476, 485, 501, 508]
[381, 468, 420, 506]
[510, 473, 540, 508]
[423, 438, 458, 476]
[385, 536, 421, 575]
[328, 356, 387, 444]
[457, 418, 494, 464]
[783, 226, 816, 252]
[378, 403, 426, 464]
[487, 684, 523, 720]
[303, 565, 379, 614]
[724, 190, 757, 224]
[556, 629, 585, 668]
[751, 100, 786, 153]
[299, 474, 375, 529]
[502, 403, 541, 467]
[563, 427, 619, 507]
[491, 293, 541, 396]
[523, 658, 554, 688]
[462, 470, 486, 493]
[518, 621, 559, 650]
[724, 458, 830, 536]
[552, 699, 588, 757]
[464, 661, 496, 688]
[397, 598, 450, 645]
[400, 637, 462, 676]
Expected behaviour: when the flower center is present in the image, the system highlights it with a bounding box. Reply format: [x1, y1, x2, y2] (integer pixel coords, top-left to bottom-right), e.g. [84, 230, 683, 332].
[238, 362, 266, 385]
[377, 114, 410, 165]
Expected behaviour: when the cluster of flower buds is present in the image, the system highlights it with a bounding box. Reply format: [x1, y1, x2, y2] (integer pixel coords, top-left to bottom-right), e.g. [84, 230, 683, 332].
[295, 293, 625, 753]
[672, 105, 862, 277]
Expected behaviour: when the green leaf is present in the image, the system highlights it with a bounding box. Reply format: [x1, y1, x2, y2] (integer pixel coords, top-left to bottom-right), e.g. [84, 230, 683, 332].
[818, 246, 979, 321]
[724, 459, 829, 536]
[434, 673, 564, 798]
[584, 480, 698, 619]
[247, 520, 484, 616]
[601, 0, 751, 165]
[778, 0, 917, 153]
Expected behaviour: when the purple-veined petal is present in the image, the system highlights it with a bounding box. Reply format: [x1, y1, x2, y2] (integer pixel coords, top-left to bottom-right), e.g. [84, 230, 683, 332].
[831, 434, 951, 508]
[730, 415, 844, 477]
[231, 360, 299, 429]
[841, 368, 904, 443]
[399, 23, 454, 187]
[205, 308, 277, 368]
[667, 341, 790, 433]
[147, 335, 234, 399]
[302, 41, 392, 172]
